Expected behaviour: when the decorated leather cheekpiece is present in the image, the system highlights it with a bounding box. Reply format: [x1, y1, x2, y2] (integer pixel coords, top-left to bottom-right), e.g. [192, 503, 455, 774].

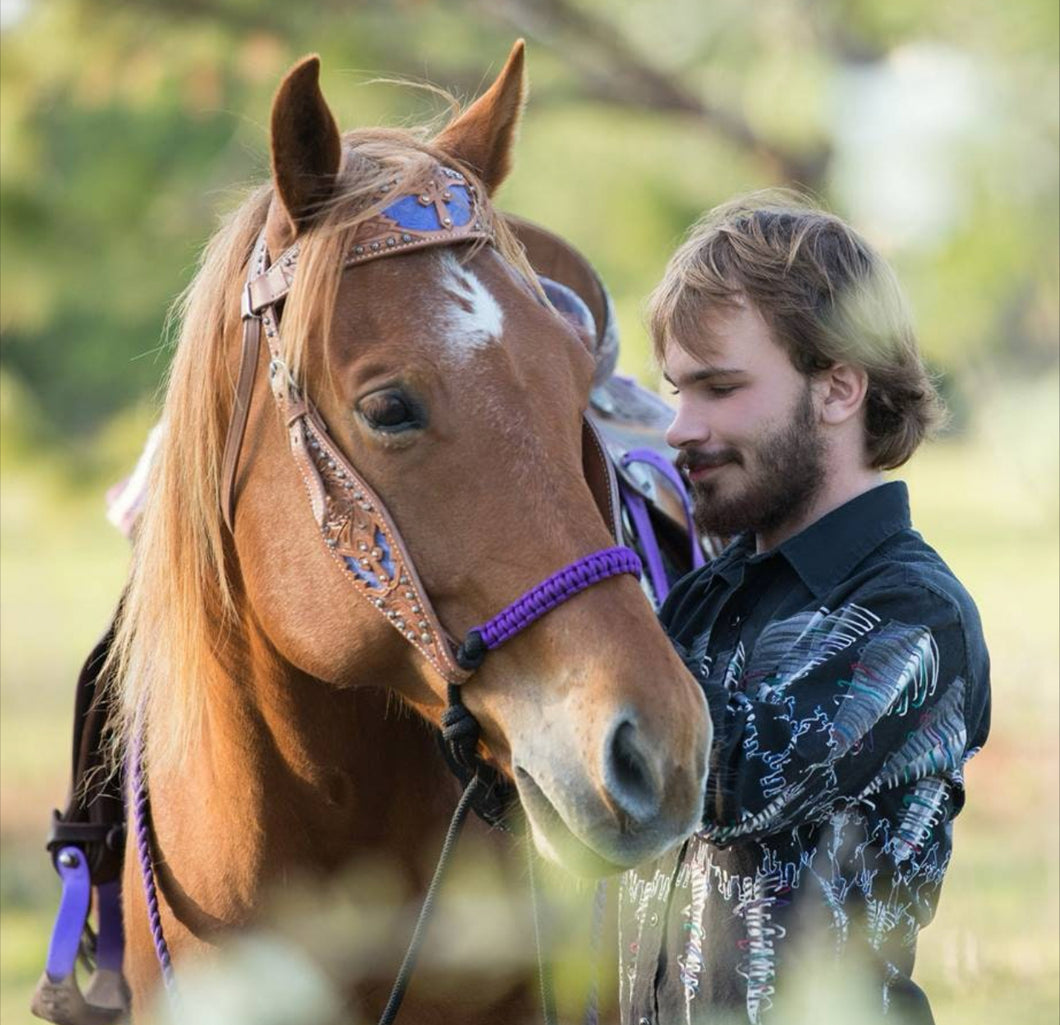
[238, 166, 495, 686]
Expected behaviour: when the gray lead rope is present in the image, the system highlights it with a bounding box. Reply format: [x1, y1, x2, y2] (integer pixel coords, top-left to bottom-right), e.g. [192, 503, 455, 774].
[525, 844, 606, 1025]
[527, 838, 559, 1025]
[378, 773, 483, 1025]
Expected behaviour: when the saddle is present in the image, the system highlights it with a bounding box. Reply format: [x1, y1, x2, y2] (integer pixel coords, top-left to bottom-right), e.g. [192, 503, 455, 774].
[31, 218, 709, 1025]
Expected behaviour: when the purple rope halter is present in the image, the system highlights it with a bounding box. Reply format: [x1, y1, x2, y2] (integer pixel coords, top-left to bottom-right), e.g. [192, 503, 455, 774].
[129, 726, 177, 1000]
[441, 544, 641, 796]
[455, 545, 642, 669]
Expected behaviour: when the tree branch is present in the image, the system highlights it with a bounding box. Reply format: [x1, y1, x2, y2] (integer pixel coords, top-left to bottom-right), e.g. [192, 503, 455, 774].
[475, 0, 831, 187]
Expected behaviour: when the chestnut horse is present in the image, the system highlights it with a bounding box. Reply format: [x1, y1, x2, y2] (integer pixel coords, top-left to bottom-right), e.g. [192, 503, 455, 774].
[108, 42, 710, 1022]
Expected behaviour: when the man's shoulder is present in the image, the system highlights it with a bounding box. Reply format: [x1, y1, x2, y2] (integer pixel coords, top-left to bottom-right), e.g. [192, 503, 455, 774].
[839, 527, 989, 678]
[860, 528, 980, 621]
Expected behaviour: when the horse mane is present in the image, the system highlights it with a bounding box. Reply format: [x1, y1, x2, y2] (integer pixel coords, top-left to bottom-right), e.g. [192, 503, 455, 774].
[106, 120, 541, 776]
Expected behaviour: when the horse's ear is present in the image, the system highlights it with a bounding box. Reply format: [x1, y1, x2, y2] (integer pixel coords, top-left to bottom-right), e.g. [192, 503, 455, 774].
[270, 55, 342, 242]
[434, 40, 526, 195]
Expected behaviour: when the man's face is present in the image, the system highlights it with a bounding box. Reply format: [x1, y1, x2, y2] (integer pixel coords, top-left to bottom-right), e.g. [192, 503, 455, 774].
[663, 301, 825, 541]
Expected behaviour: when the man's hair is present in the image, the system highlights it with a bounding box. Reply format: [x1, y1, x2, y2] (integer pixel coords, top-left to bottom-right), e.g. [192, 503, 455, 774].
[648, 190, 945, 470]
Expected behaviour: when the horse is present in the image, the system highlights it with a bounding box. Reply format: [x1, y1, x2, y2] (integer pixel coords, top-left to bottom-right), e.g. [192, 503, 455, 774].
[53, 42, 713, 1023]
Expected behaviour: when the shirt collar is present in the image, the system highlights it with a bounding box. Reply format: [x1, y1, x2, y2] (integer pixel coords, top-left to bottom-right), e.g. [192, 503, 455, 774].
[773, 480, 911, 597]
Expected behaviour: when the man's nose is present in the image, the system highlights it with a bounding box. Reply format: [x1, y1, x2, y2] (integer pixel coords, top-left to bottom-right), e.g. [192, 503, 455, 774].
[665, 402, 709, 450]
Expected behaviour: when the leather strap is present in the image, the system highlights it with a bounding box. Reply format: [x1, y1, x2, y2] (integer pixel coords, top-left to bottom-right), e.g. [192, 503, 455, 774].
[232, 229, 472, 684]
[581, 417, 623, 541]
[220, 309, 262, 534]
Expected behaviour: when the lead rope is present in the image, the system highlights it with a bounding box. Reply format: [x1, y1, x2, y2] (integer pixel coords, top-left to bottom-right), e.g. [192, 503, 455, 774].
[526, 839, 559, 1025]
[130, 738, 485, 1025]
[129, 726, 178, 1004]
[524, 847, 607, 1025]
[378, 772, 483, 1025]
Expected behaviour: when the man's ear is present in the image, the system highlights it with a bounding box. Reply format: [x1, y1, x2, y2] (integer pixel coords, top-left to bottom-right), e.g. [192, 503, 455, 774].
[269, 54, 343, 248]
[433, 40, 526, 195]
[816, 363, 869, 426]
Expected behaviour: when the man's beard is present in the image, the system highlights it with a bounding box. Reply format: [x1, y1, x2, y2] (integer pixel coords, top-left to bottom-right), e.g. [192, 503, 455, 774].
[680, 385, 825, 542]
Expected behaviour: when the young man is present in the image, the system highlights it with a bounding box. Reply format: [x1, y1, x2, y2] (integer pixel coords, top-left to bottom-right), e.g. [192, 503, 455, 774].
[618, 194, 990, 1025]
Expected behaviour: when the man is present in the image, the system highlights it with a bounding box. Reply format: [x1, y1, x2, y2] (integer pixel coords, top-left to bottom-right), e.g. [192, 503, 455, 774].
[618, 193, 990, 1025]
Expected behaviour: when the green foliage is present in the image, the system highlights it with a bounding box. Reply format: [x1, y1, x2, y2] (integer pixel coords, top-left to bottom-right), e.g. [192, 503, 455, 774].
[1, 0, 1056, 438]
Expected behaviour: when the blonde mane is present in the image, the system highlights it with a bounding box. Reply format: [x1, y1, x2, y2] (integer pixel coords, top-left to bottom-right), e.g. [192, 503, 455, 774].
[107, 123, 540, 775]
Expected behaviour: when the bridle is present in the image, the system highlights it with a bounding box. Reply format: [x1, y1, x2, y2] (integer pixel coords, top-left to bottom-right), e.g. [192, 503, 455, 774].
[133, 164, 641, 1021]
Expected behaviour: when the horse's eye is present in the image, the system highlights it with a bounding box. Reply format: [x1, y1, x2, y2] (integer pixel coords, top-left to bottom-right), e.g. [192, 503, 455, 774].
[357, 389, 423, 433]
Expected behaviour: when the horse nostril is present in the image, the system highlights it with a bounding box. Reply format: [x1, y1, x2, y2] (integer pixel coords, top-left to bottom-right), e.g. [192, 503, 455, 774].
[603, 719, 662, 826]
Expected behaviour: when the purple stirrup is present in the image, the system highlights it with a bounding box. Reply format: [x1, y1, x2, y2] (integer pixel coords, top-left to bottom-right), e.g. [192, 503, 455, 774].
[44, 846, 92, 983]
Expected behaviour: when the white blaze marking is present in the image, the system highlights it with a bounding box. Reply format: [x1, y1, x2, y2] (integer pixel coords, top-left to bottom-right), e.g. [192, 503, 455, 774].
[433, 251, 504, 358]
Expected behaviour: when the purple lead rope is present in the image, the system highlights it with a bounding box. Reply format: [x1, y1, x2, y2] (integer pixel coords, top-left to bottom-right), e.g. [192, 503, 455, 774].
[130, 725, 178, 1000]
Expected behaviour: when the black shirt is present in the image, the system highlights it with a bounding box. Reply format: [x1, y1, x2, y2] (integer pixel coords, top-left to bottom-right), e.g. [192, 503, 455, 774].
[618, 481, 991, 1025]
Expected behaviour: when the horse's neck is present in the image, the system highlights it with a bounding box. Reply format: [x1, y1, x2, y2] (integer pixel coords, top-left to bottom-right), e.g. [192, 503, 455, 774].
[148, 627, 460, 928]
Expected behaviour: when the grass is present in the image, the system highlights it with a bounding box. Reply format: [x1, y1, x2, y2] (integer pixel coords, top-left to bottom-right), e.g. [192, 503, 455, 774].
[1, 376, 1057, 1024]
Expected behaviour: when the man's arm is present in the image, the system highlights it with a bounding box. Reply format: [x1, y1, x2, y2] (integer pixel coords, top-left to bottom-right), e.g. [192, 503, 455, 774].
[673, 582, 989, 846]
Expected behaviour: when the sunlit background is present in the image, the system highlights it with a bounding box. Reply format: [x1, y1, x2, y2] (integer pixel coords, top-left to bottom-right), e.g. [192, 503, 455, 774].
[1, 1, 1057, 1022]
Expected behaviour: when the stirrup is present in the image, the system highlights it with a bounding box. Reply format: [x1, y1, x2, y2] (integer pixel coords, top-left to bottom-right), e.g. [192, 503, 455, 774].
[31, 846, 129, 1025]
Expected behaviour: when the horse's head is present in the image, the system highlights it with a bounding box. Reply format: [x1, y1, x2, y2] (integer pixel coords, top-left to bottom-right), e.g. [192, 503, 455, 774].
[144, 43, 711, 874]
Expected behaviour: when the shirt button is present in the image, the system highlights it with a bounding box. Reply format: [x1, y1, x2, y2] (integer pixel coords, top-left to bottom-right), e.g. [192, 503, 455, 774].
[639, 1017, 653, 1025]
[649, 912, 659, 926]
[730, 612, 743, 626]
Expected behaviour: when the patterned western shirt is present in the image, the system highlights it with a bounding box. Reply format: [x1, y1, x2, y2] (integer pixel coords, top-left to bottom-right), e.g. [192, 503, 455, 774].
[619, 481, 991, 1025]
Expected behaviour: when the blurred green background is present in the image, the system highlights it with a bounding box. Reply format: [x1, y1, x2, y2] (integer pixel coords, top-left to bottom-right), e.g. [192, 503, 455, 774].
[1, 0, 1057, 1022]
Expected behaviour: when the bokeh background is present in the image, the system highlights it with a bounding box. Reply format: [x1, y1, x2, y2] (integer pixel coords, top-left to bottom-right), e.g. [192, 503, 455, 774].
[1, 1, 1057, 1022]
